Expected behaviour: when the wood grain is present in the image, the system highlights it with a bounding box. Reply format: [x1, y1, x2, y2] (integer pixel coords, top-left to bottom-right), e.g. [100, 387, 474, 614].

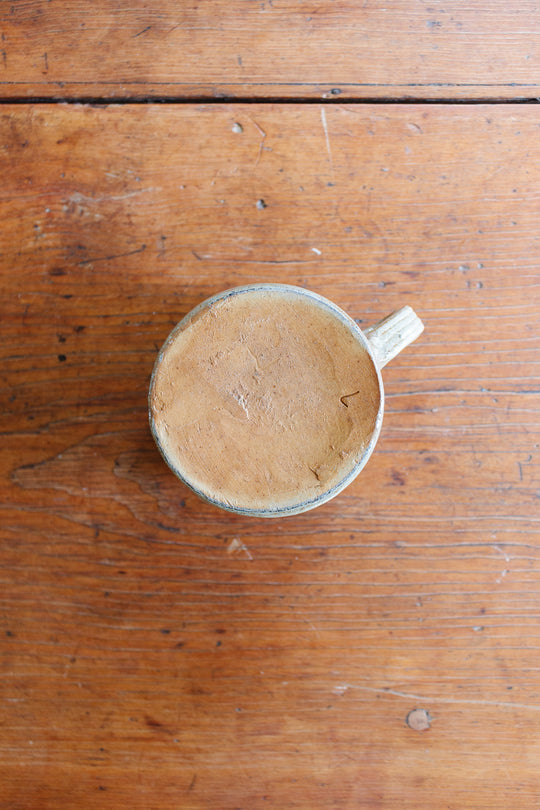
[1, 103, 539, 808]
[1, 1, 540, 100]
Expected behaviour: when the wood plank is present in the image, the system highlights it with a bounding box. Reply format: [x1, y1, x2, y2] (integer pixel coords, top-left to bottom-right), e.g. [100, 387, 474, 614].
[1, 103, 539, 808]
[0, 1, 539, 100]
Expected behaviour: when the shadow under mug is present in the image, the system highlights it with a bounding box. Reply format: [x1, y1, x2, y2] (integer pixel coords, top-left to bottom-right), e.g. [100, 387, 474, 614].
[149, 284, 424, 517]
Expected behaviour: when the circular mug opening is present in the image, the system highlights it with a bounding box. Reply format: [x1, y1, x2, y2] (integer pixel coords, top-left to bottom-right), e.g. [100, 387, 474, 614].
[149, 284, 383, 516]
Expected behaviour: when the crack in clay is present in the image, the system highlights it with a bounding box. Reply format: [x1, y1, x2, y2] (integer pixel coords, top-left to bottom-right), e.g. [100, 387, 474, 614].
[340, 391, 360, 408]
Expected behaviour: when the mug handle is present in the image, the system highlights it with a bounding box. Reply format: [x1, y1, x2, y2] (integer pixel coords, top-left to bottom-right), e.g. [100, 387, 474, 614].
[364, 306, 424, 369]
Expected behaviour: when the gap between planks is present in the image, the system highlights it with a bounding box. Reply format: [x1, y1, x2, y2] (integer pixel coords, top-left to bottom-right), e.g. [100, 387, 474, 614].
[1, 96, 540, 106]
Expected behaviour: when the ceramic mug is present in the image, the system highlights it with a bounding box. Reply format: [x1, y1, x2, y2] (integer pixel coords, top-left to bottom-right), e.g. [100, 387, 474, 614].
[149, 284, 424, 517]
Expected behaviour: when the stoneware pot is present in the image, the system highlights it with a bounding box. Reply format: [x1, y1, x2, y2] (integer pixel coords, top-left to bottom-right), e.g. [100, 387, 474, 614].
[149, 283, 424, 517]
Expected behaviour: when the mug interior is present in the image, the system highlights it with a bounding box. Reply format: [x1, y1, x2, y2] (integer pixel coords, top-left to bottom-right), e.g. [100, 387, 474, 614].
[149, 284, 383, 516]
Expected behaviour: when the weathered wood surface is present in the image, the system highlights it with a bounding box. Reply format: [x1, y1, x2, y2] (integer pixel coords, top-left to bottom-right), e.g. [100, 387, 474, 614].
[1, 104, 539, 808]
[1, 1, 540, 100]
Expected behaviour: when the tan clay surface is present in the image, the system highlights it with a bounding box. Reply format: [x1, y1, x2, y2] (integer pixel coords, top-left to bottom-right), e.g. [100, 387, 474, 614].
[150, 288, 380, 510]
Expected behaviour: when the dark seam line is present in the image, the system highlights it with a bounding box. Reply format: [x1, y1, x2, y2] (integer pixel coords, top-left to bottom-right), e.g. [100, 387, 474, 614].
[0, 95, 539, 105]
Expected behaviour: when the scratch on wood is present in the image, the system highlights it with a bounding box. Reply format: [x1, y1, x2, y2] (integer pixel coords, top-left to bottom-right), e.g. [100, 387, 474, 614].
[77, 244, 146, 266]
[320, 108, 335, 181]
[348, 684, 540, 712]
[493, 545, 512, 563]
[227, 537, 253, 560]
[133, 25, 152, 37]
[67, 188, 159, 204]
[249, 117, 266, 167]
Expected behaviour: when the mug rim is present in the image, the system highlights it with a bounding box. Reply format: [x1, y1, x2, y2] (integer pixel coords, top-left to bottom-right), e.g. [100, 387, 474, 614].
[149, 283, 385, 517]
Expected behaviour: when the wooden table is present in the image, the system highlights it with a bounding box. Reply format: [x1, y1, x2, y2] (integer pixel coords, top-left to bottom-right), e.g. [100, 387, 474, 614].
[1, 3, 539, 808]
